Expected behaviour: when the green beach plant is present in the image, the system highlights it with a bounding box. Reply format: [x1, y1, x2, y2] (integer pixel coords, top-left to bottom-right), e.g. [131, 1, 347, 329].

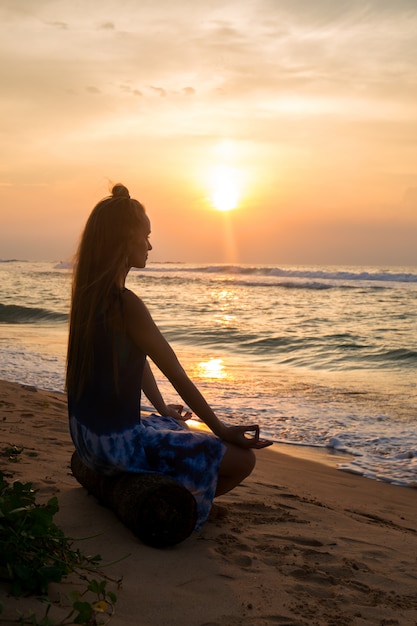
[0, 470, 118, 625]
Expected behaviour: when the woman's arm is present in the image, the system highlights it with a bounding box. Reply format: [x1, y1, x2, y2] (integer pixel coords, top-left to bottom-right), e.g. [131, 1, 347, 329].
[141, 359, 191, 421]
[123, 290, 270, 448]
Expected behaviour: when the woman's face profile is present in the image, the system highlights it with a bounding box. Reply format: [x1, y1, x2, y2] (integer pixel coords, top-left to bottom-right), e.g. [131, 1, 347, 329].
[128, 215, 152, 269]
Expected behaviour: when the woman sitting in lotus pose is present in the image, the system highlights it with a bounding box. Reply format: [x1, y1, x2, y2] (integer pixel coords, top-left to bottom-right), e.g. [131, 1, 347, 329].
[66, 184, 271, 529]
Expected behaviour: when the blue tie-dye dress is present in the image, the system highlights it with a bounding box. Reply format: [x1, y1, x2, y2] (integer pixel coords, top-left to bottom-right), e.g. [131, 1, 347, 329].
[68, 315, 226, 531]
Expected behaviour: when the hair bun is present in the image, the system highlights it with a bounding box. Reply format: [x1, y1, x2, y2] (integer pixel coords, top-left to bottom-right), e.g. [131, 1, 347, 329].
[111, 184, 130, 199]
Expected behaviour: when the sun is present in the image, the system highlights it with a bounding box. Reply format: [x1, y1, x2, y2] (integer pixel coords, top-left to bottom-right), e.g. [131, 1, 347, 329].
[209, 164, 241, 212]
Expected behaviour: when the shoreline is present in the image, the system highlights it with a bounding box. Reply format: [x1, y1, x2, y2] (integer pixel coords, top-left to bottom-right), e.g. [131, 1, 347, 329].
[1, 375, 414, 487]
[270, 440, 354, 468]
[2, 378, 417, 625]
[187, 414, 355, 471]
[0, 377, 405, 479]
[1, 377, 356, 472]
[2, 319, 417, 488]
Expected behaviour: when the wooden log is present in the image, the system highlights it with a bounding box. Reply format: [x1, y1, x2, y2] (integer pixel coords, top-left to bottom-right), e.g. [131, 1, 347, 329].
[70, 451, 197, 548]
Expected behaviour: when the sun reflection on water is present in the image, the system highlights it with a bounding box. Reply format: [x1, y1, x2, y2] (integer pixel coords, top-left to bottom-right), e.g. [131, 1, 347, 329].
[195, 358, 228, 380]
[211, 288, 238, 328]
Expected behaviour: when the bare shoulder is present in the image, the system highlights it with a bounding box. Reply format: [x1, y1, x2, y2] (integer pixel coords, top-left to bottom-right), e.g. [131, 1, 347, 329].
[122, 288, 148, 313]
[122, 287, 142, 307]
[121, 288, 168, 355]
[121, 288, 154, 326]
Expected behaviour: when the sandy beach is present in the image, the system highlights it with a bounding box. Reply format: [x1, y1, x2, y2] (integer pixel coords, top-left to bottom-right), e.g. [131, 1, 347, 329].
[1, 378, 417, 626]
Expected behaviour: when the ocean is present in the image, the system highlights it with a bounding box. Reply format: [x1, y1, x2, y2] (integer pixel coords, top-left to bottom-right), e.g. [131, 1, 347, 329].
[1, 259, 417, 486]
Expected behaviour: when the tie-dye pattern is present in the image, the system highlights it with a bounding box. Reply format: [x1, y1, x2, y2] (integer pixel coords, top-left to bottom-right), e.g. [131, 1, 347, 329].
[69, 412, 226, 530]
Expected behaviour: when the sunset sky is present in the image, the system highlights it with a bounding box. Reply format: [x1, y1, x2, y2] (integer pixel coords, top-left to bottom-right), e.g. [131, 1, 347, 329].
[1, 0, 416, 265]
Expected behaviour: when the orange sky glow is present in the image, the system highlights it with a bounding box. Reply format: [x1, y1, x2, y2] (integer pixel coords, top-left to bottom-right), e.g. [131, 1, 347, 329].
[0, 1, 416, 266]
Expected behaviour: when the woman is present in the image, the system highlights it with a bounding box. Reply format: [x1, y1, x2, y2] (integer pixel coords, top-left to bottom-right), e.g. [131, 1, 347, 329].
[66, 184, 272, 530]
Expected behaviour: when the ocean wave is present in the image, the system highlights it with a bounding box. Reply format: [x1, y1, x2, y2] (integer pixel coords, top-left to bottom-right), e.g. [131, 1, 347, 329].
[161, 323, 417, 371]
[140, 272, 336, 291]
[11, 261, 417, 290]
[53, 261, 73, 270]
[268, 267, 417, 284]
[278, 345, 417, 370]
[364, 347, 417, 365]
[0, 303, 67, 324]
[143, 264, 417, 286]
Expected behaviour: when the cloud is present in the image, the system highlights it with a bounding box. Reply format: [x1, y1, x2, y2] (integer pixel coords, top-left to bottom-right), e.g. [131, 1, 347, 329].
[46, 21, 68, 29]
[1, 1, 416, 190]
[150, 86, 167, 97]
[2, 0, 416, 114]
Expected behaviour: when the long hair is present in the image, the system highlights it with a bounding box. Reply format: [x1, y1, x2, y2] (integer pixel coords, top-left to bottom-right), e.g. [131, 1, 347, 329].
[66, 184, 146, 400]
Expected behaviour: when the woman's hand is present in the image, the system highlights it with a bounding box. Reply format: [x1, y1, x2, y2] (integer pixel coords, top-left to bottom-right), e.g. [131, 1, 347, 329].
[164, 403, 192, 422]
[219, 424, 273, 449]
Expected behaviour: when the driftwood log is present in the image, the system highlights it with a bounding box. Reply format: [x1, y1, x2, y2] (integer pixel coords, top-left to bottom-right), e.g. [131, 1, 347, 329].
[70, 451, 197, 548]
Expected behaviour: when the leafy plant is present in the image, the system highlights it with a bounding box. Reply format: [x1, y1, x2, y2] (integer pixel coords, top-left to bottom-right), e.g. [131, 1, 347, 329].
[0, 444, 24, 463]
[0, 472, 119, 625]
